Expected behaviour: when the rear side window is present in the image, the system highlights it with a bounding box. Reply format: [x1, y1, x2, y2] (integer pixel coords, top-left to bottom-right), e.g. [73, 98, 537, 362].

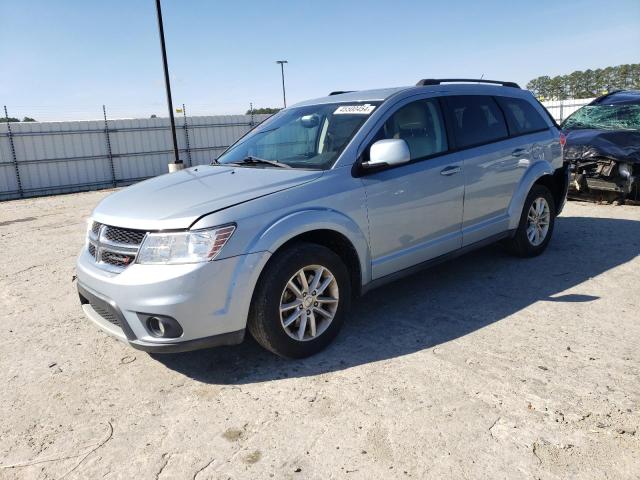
[496, 96, 549, 135]
[445, 95, 508, 148]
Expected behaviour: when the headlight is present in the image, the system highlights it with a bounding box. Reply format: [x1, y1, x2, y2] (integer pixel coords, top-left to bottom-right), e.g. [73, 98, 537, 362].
[136, 225, 236, 265]
[85, 217, 96, 245]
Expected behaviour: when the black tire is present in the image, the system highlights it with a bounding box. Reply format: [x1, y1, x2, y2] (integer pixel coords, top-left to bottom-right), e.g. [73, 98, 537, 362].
[504, 184, 556, 257]
[248, 242, 351, 358]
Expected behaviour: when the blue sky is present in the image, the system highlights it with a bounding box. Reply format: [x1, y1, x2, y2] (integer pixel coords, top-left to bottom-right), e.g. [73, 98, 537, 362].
[1, 0, 639, 121]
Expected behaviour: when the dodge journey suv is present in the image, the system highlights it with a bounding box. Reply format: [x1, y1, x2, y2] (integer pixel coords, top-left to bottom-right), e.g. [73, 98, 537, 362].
[77, 79, 568, 358]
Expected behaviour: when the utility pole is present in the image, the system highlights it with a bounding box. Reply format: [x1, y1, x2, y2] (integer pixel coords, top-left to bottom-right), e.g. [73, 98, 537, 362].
[276, 60, 288, 108]
[155, 0, 182, 170]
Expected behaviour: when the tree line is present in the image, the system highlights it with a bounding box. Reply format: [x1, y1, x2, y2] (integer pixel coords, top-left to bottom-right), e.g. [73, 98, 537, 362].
[526, 63, 640, 101]
[245, 107, 281, 115]
[1, 116, 36, 122]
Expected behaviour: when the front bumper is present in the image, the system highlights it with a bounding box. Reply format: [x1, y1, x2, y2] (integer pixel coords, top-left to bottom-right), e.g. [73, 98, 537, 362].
[76, 248, 270, 352]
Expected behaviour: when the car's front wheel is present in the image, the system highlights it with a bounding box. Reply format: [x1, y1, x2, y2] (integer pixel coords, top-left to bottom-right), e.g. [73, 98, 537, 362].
[248, 243, 351, 358]
[505, 184, 556, 257]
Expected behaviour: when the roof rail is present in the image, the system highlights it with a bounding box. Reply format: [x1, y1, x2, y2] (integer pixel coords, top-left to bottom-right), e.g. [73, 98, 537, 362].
[329, 90, 355, 96]
[416, 78, 520, 89]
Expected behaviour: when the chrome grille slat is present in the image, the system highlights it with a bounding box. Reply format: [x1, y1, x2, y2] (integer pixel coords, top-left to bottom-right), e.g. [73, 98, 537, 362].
[104, 226, 146, 245]
[88, 221, 147, 271]
[97, 240, 139, 254]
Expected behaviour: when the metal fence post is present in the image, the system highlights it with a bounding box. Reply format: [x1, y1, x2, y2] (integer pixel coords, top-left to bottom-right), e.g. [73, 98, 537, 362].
[3, 105, 23, 198]
[102, 105, 117, 187]
[182, 104, 192, 167]
[249, 102, 255, 126]
[559, 102, 564, 123]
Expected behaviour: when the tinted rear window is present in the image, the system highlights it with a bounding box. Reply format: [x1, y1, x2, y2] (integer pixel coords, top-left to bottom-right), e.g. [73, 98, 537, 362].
[496, 96, 548, 135]
[445, 95, 508, 148]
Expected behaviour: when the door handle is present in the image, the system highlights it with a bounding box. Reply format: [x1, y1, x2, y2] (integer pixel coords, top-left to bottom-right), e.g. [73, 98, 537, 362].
[511, 148, 528, 157]
[440, 165, 461, 176]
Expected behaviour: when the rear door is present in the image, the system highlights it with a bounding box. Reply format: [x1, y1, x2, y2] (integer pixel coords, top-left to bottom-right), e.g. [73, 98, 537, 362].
[360, 97, 465, 279]
[443, 95, 527, 245]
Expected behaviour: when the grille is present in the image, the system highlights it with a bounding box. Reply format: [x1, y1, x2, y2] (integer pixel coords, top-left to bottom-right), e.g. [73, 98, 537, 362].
[79, 286, 123, 329]
[101, 250, 135, 267]
[91, 302, 121, 326]
[87, 222, 147, 271]
[104, 226, 146, 245]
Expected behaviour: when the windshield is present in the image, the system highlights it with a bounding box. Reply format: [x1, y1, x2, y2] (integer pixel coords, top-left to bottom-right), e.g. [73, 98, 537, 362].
[216, 102, 381, 169]
[562, 105, 640, 131]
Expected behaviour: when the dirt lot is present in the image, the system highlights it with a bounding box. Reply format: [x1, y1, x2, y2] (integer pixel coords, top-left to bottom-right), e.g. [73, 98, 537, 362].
[0, 191, 639, 480]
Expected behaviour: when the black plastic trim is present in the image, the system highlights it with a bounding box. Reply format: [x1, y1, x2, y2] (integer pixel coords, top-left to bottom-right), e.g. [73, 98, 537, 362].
[130, 329, 245, 353]
[77, 282, 137, 341]
[138, 313, 184, 338]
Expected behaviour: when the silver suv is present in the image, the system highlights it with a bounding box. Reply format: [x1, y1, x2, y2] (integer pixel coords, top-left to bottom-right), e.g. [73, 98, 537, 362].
[77, 79, 568, 358]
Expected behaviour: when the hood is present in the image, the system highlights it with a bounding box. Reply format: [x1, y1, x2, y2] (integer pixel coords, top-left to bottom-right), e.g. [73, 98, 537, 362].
[92, 165, 323, 230]
[564, 129, 640, 164]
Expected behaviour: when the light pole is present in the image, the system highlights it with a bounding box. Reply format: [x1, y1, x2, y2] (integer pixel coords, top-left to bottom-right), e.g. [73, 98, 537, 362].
[155, 0, 182, 170]
[276, 60, 288, 108]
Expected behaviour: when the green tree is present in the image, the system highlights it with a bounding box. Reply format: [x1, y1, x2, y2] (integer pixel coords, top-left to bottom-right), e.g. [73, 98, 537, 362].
[246, 107, 281, 115]
[526, 63, 640, 100]
[566, 70, 582, 98]
[0, 116, 19, 122]
[548, 76, 565, 100]
[526, 77, 541, 97]
[537, 76, 552, 100]
[22, 116, 36, 122]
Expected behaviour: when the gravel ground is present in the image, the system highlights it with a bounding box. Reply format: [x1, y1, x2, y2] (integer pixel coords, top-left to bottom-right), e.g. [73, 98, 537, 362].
[0, 191, 639, 480]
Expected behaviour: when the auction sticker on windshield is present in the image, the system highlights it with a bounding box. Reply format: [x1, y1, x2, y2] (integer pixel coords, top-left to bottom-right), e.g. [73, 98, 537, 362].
[334, 104, 376, 115]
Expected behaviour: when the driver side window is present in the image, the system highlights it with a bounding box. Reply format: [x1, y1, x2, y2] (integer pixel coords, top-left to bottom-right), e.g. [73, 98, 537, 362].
[373, 99, 448, 160]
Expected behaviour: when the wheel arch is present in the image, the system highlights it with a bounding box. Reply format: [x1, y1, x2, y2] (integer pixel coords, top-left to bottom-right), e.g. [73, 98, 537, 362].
[248, 209, 371, 297]
[507, 161, 556, 230]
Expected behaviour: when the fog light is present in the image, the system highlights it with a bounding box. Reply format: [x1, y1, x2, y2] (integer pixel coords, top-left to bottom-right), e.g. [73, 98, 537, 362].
[148, 317, 165, 337]
[142, 314, 183, 339]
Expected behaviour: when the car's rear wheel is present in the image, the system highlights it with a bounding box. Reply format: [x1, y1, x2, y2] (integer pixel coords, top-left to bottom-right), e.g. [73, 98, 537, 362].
[505, 184, 556, 257]
[248, 243, 351, 358]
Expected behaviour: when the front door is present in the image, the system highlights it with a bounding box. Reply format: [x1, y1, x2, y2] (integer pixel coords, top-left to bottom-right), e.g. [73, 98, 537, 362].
[360, 98, 465, 279]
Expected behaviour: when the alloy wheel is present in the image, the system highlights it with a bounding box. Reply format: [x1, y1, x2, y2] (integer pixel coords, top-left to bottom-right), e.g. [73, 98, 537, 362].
[526, 197, 551, 247]
[279, 265, 339, 341]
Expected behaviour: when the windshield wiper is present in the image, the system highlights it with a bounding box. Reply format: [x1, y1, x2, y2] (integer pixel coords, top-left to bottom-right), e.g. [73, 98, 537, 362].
[229, 156, 292, 168]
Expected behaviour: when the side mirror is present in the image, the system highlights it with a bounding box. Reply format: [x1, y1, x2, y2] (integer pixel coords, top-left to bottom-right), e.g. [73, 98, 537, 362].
[364, 139, 411, 169]
[300, 114, 320, 128]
